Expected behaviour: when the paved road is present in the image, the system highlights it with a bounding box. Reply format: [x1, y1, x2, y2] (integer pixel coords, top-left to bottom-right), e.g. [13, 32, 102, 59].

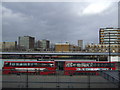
[2, 74, 118, 88]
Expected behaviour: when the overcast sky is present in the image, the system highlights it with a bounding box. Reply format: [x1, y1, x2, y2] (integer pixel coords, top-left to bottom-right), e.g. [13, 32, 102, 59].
[2, 1, 118, 45]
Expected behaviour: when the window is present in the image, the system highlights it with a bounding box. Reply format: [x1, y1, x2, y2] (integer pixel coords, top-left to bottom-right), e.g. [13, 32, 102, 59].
[96, 63, 100, 67]
[77, 63, 81, 67]
[66, 63, 73, 67]
[37, 63, 54, 67]
[49, 63, 54, 67]
[11, 63, 15, 66]
[5, 62, 10, 67]
[19, 63, 23, 66]
[33, 63, 37, 66]
[16, 63, 20, 66]
[109, 63, 114, 67]
[30, 63, 34, 66]
[22, 63, 27, 67]
[28, 63, 31, 67]
[66, 63, 91, 67]
[72, 63, 76, 67]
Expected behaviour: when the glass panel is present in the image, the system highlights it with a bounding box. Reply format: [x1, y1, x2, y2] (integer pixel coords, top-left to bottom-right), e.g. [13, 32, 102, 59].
[22, 63, 27, 66]
[30, 63, 34, 66]
[5, 62, 10, 67]
[66, 63, 73, 67]
[93, 63, 96, 67]
[28, 63, 30, 67]
[77, 63, 81, 67]
[49, 63, 54, 67]
[19, 63, 23, 66]
[16, 63, 19, 66]
[33, 63, 37, 67]
[11, 63, 15, 66]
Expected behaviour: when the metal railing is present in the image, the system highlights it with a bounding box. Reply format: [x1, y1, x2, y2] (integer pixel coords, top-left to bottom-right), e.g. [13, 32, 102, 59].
[98, 70, 119, 87]
[1, 69, 119, 89]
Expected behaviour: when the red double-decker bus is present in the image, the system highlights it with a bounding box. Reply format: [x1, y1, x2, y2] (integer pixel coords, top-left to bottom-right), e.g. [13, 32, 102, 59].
[64, 61, 116, 75]
[2, 61, 56, 75]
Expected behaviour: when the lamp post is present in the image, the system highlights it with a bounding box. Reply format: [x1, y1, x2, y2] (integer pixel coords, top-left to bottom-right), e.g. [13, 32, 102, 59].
[108, 32, 111, 63]
[26, 69, 28, 89]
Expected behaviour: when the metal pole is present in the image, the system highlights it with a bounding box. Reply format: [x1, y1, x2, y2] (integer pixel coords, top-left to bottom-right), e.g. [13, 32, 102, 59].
[88, 73, 90, 89]
[108, 32, 111, 62]
[118, 69, 120, 88]
[118, 62, 120, 88]
[26, 69, 28, 89]
[108, 32, 112, 71]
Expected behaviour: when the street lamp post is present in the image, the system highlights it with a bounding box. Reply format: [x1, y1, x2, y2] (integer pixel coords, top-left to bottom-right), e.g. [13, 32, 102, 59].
[108, 32, 111, 62]
[26, 69, 28, 89]
[108, 32, 112, 71]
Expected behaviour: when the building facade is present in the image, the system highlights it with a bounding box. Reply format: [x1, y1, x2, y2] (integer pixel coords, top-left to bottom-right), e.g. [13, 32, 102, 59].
[99, 28, 120, 45]
[35, 40, 42, 51]
[41, 39, 50, 50]
[55, 42, 80, 52]
[18, 36, 35, 50]
[35, 39, 50, 51]
[78, 40, 83, 50]
[0, 41, 17, 51]
[99, 28, 120, 53]
[85, 44, 120, 53]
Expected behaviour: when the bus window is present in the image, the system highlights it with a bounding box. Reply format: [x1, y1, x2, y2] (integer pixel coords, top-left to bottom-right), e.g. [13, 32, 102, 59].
[96, 63, 100, 67]
[50, 63, 54, 67]
[28, 63, 30, 67]
[5, 62, 10, 67]
[33, 63, 37, 67]
[77, 63, 81, 67]
[72, 63, 76, 67]
[89, 63, 93, 67]
[104, 63, 107, 67]
[100, 63, 103, 67]
[110, 63, 114, 67]
[66, 63, 73, 67]
[93, 63, 96, 67]
[11, 63, 15, 66]
[81, 63, 88, 67]
[30, 63, 34, 67]
[19, 63, 23, 67]
[16, 63, 20, 67]
[23, 63, 27, 67]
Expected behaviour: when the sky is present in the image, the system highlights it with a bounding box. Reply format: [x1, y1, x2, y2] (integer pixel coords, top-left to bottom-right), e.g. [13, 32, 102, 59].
[1, 0, 119, 46]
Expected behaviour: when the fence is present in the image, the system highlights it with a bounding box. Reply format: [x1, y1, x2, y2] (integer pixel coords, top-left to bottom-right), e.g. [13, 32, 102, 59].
[98, 70, 119, 87]
[1, 69, 119, 89]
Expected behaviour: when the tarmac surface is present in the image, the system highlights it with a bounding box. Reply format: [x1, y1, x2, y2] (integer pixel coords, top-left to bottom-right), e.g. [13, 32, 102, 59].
[2, 74, 119, 88]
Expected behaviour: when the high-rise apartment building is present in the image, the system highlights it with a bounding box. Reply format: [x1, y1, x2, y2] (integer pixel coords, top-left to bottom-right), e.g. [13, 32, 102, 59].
[35, 39, 50, 51]
[99, 28, 120, 45]
[35, 40, 42, 50]
[18, 36, 35, 50]
[41, 39, 50, 49]
[78, 40, 83, 50]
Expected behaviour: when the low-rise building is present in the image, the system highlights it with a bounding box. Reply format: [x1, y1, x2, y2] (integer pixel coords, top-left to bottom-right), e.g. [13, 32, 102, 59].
[85, 43, 120, 53]
[0, 41, 17, 51]
[55, 42, 80, 52]
[35, 39, 50, 51]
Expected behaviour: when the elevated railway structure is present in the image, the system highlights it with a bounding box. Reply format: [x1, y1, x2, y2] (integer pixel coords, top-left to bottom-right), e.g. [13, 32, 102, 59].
[1, 52, 120, 61]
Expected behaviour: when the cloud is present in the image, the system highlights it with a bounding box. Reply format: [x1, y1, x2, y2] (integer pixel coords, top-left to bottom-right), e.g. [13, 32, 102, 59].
[82, 2, 112, 15]
[2, 2, 118, 45]
[2, 6, 31, 24]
